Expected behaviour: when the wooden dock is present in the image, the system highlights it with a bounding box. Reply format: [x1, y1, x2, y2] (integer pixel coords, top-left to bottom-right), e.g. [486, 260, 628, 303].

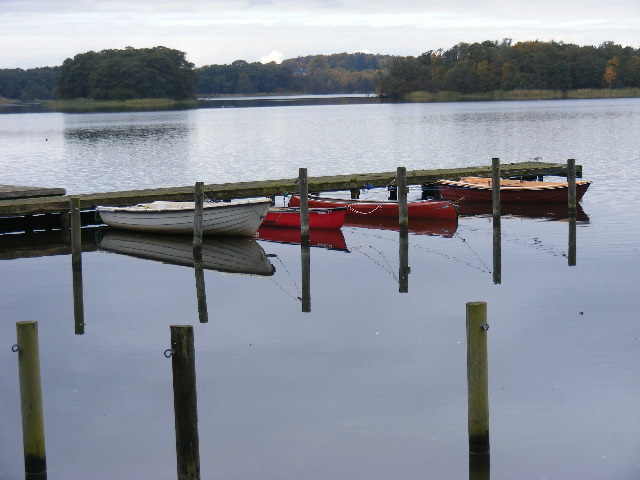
[0, 184, 66, 200]
[0, 161, 579, 219]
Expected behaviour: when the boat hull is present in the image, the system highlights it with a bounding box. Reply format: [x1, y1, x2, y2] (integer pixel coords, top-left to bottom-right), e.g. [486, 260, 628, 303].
[288, 195, 457, 220]
[97, 199, 271, 236]
[261, 207, 346, 229]
[436, 177, 591, 204]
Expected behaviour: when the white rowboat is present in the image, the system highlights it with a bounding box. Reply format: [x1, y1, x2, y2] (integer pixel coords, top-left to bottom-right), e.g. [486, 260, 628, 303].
[97, 198, 271, 236]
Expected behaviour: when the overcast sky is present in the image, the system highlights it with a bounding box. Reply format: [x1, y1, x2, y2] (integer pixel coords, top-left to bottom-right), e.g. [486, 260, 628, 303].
[2, 0, 639, 69]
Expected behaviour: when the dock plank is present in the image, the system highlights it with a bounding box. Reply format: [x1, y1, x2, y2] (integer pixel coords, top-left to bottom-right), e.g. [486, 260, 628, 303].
[0, 184, 66, 200]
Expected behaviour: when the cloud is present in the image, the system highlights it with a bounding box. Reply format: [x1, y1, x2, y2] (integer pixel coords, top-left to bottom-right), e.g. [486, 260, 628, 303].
[1, 0, 639, 68]
[260, 50, 285, 64]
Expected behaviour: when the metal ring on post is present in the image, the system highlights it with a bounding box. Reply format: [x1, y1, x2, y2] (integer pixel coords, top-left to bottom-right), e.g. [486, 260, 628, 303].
[11, 344, 21, 352]
[480, 323, 490, 331]
[164, 349, 174, 358]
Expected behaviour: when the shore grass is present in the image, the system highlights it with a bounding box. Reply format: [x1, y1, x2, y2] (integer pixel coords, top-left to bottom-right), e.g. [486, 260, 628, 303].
[404, 88, 640, 103]
[44, 98, 198, 112]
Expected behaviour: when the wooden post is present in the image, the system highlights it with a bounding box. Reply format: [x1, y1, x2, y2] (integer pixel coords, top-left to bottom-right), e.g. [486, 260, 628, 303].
[398, 229, 409, 293]
[170, 325, 200, 480]
[469, 451, 491, 480]
[492, 217, 501, 285]
[466, 302, 490, 454]
[193, 182, 204, 248]
[16, 321, 47, 476]
[491, 158, 500, 219]
[350, 188, 360, 199]
[301, 236, 311, 312]
[397, 166, 408, 229]
[70, 196, 82, 267]
[299, 168, 309, 238]
[567, 159, 577, 213]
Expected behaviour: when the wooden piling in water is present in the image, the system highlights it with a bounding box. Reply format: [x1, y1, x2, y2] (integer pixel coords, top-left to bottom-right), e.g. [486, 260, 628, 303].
[567, 158, 577, 213]
[193, 182, 204, 248]
[491, 158, 500, 219]
[70, 196, 82, 267]
[170, 325, 200, 480]
[397, 166, 408, 229]
[466, 302, 490, 454]
[299, 168, 309, 238]
[15, 321, 47, 476]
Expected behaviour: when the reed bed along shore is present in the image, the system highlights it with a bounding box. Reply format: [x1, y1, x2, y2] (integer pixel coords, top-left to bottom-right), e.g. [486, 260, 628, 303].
[43, 98, 198, 112]
[405, 88, 640, 102]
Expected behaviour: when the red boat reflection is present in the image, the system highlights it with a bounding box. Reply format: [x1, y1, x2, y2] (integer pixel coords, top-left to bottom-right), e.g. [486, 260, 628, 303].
[344, 215, 458, 237]
[255, 226, 349, 251]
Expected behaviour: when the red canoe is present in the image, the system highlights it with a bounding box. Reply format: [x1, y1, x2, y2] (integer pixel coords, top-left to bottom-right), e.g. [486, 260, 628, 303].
[288, 195, 457, 220]
[436, 177, 592, 204]
[261, 207, 347, 229]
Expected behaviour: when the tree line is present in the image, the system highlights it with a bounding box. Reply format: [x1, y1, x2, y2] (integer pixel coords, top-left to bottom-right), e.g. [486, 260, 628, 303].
[378, 40, 640, 97]
[1, 41, 639, 102]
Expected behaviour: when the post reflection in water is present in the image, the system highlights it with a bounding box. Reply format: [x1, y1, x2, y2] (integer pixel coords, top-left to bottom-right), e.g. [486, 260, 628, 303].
[192, 246, 209, 324]
[398, 228, 409, 293]
[70, 198, 85, 334]
[568, 213, 577, 266]
[492, 217, 501, 285]
[301, 235, 311, 312]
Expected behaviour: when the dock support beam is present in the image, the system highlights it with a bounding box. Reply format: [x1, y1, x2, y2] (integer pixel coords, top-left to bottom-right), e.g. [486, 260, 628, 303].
[491, 158, 500, 219]
[567, 159, 577, 213]
[397, 166, 408, 229]
[299, 168, 309, 238]
[193, 182, 204, 248]
[16, 321, 47, 477]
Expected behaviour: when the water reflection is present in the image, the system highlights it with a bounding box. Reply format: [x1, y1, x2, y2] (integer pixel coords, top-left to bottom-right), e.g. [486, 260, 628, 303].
[98, 231, 275, 276]
[457, 202, 589, 222]
[255, 226, 349, 251]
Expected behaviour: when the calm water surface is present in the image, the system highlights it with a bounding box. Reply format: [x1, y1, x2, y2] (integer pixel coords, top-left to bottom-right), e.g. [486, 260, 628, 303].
[1, 99, 639, 479]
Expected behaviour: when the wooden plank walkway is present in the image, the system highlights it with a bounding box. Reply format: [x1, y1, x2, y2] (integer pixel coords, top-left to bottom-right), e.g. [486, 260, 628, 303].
[0, 161, 579, 217]
[0, 184, 66, 200]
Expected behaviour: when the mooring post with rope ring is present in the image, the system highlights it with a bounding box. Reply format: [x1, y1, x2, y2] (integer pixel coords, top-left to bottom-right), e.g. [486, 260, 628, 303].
[15, 321, 47, 477]
[466, 302, 490, 455]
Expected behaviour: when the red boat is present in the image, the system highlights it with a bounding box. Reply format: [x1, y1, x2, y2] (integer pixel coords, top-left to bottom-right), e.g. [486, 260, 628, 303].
[261, 207, 347, 229]
[288, 195, 457, 220]
[436, 177, 592, 204]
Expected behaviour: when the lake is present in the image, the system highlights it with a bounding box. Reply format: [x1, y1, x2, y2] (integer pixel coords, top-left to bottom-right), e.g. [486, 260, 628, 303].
[1, 97, 639, 479]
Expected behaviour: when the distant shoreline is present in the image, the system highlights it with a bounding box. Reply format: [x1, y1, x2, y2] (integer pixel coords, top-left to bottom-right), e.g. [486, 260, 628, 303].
[2, 89, 639, 113]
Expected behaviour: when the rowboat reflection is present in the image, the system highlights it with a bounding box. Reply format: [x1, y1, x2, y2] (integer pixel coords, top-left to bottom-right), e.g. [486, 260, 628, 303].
[99, 230, 275, 276]
[255, 226, 349, 252]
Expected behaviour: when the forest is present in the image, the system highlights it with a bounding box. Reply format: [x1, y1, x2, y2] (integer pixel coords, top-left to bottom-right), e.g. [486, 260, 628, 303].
[1, 41, 639, 101]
